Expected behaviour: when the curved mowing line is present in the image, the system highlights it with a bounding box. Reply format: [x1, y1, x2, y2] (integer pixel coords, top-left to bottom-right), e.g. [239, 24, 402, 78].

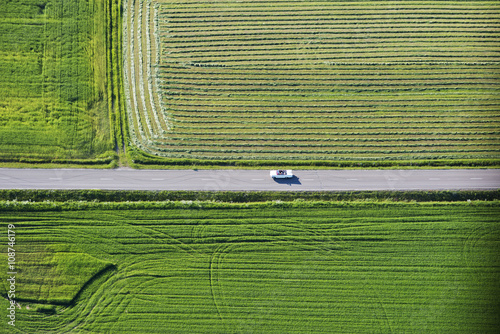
[141, 0, 164, 138]
[136, 0, 157, 141]
[125, 0, 171, 152]
[126, 222, 204, 259]
[209, 244, 226, 324]
[153, 1, 171, 131]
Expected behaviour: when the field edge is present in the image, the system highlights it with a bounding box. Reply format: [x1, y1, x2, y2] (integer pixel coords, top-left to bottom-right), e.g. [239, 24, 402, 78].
[0, 189, 498, 206]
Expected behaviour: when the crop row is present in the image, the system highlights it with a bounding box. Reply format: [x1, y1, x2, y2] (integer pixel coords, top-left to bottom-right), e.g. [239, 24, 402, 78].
[159, 78, 499, 86]
[150, 142, 498, 151]
[159, 133, 498, 141]
[146, 147, 497, 156]
[166, 112, 500, 120]
[163, 102, 500, 110]
[164, 42, 500, 52]
[159, 6, 500, 15]
[168, 116, 499, 125]
[164, 129, 500, 136]
[161, 33, 500, 43]
[160, 64, 500, 76]
[163, 16, 500, 25]
[162, 27, 500, 36]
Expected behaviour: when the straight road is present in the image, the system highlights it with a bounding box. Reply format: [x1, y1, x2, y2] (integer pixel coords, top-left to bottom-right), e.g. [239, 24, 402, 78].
[0, 168, 499, 191]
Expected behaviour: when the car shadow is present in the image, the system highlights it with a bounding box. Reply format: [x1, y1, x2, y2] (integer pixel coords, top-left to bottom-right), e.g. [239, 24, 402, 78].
[272, 176, 302, 185]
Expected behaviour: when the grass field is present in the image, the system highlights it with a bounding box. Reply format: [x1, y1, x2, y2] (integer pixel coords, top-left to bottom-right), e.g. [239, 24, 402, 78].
[1, 201, 499, 333]
[0, 0, 115, 166]
[124, 0, 500, 166]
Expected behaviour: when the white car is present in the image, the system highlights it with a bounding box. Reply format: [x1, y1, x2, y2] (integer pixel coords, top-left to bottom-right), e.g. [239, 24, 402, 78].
[270, 169, 293, 179]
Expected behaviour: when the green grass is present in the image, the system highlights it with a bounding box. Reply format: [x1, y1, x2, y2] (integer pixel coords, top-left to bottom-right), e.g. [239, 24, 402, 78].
[124, 0, 500, 167]
[0, 0, 115, 166]
[1, 201, 499, 333]
[1, 245, 113, 305]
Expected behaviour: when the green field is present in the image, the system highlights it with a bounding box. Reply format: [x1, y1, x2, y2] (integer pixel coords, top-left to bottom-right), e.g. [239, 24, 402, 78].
[0, 0, 116, 166]
[1, 201, 499, 333]
[124, 0, 500, 166]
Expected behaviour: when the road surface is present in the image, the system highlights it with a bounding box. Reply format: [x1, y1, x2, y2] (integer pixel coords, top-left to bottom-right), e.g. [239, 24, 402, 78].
[0, 168, 499, 191]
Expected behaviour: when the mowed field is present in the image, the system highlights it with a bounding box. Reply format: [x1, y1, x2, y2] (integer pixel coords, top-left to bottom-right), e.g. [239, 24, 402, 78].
[1, 201, 499, 333]
[0, 0, 113, 165]
[124, 0, 500, 165]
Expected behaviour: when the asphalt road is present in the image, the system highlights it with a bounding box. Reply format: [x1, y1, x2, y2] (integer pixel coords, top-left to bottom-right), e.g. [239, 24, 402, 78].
[0, 168, 499, 191]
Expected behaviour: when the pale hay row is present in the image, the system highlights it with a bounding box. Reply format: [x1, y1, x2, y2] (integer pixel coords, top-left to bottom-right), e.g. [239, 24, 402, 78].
[123, 0, 168, 154]
[137, 0, 153, 141]
[124, 0, 169, 155]
[123, 0, 149, 152]
[154, 1, 171, 131]
[146, 0, 165, 136]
